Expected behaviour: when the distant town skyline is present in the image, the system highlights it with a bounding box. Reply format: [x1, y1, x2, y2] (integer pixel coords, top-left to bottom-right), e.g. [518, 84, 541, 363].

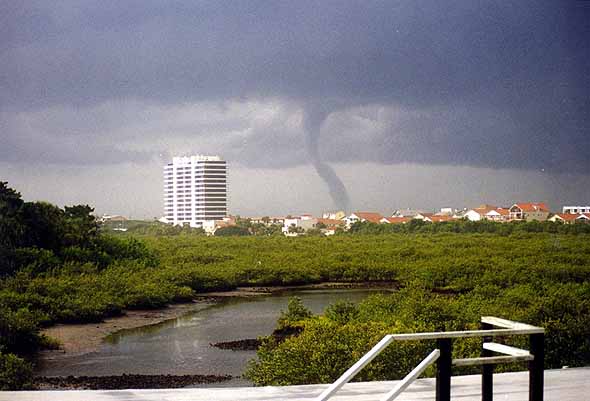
[1, 2, 589, 217]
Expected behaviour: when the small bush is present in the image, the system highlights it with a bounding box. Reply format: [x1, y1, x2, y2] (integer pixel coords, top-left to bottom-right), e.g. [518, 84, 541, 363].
[0, 352, 33, 390]
[277, 297, 313, 330]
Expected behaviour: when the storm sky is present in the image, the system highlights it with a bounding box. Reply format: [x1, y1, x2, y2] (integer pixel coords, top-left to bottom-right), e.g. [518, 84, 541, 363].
[1, 1, 589, 217]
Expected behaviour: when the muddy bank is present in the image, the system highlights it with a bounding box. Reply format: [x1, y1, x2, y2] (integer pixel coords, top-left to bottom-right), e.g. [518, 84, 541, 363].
[211, 338, 261, 351]
[39, 300, 214, 360]
[40, 281, 396, 360]
[34, 373, 232, 390]
[203, 281, 398, 297]
[211, 326, 303, 351]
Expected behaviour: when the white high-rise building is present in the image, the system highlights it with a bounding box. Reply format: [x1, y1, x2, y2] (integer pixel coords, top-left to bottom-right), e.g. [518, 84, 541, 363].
[163, 155, 228, 227]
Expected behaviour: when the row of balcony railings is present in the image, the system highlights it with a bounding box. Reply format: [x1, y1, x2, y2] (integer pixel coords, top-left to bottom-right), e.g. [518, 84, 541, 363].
[315, 316, 544, 401]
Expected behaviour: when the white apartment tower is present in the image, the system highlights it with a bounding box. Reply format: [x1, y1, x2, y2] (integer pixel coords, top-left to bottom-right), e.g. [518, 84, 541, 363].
[163, 155, 228, 227]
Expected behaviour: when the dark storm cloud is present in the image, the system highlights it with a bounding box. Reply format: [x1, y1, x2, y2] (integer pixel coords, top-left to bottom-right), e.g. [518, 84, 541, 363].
[0, 0, 588, 172]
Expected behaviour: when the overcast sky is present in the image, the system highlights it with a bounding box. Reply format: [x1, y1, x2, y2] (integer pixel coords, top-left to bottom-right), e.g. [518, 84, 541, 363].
[1, 1, 589, 217]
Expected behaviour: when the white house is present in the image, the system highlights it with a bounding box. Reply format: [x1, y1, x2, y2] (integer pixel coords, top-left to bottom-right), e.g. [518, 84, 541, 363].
[562, 206, 590, 214]
[509, 203, 550, 221]
[282, 217, 318, 236]
[345, 212, 384, 228]
[549, 213, 590, 223]
[465, 205, 509, 222]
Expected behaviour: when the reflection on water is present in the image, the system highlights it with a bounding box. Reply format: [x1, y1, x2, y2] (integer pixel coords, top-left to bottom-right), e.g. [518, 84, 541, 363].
[37, 289, 389, 384]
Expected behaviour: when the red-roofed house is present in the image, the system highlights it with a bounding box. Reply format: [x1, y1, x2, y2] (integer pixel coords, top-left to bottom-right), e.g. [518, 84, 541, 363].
[380, 216, 412, 224]
[465, 205, 510, 222]
[414, 212, 435, 221]
[509, 203, 550, 221]
[549, 213, 590, 224]
[549, 213, 580, 224]
[429, 215, 455, 223]
[345, 212, 384, 228]
[315, 218, 345, 235]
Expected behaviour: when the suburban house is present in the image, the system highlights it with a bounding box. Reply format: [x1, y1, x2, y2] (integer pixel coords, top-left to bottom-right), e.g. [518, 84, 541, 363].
[380, 216, 412, 224]
[464, 205, 510, 222]
[322, 211, 346, 220]
[345, 212, 384, 228]
[202, 216, 236, 235]
[428, 215, 455, 223]
[316, 218, 345, 235]
[249, 216, 285, 225]
[508, 203, 551, 221]
[413, 212, 435, 221]
[99, 214, 128, 222]
[562, 206, 590, 214]
[438, 208, 455, 216]
[391, 209, 424, 217]
[282, 216, 318, 236]
[549, 213, 590, 224]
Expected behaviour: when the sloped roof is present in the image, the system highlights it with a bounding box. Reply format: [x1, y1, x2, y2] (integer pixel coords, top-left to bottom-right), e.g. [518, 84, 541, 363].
[352, 212, 384, 223]
[512, 202, 550, 212]
[552, 213, 580, 222]
[485, 207, 510, 216]
[382, 216, 411, 224]
[316, 218, 345, 227]
[429, 215, 455, 222]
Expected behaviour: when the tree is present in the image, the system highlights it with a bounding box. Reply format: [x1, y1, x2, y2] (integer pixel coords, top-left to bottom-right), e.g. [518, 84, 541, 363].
[21, 202, 65, 251]
[0, 182, 25, 276]
[215, 226, 251, 236]
[288, 224, 305, 234]
[0, 182, 24, 249]
[306, 228, 324, 236]
[277, 297, 313, 329]
[63, 205, 99, 247]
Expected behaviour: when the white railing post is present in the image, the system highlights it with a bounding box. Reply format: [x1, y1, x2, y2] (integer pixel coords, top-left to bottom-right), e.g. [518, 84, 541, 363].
[379, 349, 440, 401]
[315, 335, 394, 401]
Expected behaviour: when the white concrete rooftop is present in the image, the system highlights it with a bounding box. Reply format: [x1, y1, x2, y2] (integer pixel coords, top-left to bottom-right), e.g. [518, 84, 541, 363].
[2, 368, 589, 401]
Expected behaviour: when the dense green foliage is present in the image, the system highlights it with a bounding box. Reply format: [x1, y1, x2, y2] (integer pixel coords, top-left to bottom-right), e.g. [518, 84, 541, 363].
[0, 182, 159, 387]
[276, 297, 313, 330]
[2, 181, 590, 389]
[0, 352, 33, 390]
[245, 279, 590, 384]
[101, 219, 206, 236]
[349, 219, 590, 235]
[215, 226, 251, 236]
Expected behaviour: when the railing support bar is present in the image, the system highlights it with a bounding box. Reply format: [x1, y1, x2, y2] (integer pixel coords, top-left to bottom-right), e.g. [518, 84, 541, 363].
[315, 335, 394, 401]
[436, 338, 452, 401]
[380, 349, 440, 401]
[529, 333, 544, 401]
[482, 322, 494, 401]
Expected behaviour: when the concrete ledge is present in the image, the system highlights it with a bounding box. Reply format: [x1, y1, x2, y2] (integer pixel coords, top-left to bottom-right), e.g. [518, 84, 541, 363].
[2, 367, 589, 401]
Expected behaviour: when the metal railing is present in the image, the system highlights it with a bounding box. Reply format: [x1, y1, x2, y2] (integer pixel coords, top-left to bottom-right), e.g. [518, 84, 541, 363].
[315, 316, 544, 401]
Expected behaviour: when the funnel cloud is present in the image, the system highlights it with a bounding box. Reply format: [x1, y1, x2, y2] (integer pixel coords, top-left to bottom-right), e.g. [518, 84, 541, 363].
[303, 105, 350, 212]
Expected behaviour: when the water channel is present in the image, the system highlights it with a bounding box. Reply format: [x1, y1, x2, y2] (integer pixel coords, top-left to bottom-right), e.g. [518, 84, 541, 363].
[37, 289, 388, 385]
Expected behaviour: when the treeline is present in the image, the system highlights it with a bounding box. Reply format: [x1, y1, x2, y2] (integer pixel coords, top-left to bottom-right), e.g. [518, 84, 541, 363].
[105, 220, 207, 236]
[1, 183, 157, 277]
[103, 218, 282, 237]
[348, 219, 590, 235]
[0, 182, 157, 389]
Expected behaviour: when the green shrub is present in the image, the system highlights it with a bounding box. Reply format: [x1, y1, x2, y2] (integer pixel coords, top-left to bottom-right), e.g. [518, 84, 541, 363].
[277, 297, 313, 330]
[0, 352, 33, 390]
